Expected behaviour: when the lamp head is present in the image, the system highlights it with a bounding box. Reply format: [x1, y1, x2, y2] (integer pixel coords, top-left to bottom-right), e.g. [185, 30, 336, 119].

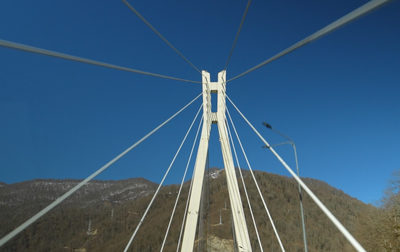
[262, 122, 272, 129]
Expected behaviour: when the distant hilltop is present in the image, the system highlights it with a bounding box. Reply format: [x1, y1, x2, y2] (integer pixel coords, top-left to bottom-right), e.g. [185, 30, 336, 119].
[0, 177, 157, 208]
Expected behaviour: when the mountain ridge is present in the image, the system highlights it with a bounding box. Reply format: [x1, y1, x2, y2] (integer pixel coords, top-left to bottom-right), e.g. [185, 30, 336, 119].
[0, 169, 373, 252]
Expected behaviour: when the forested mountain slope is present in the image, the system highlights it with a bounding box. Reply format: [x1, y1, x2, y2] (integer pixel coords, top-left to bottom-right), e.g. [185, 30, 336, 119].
[0, 169, 374, 252]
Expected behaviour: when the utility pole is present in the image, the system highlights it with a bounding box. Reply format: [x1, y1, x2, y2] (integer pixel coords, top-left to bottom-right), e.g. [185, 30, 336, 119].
[87, 219, 91, 235]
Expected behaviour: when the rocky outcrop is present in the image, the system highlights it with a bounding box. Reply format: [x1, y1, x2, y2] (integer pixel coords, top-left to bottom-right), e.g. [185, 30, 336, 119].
[208, 235, 234, 252]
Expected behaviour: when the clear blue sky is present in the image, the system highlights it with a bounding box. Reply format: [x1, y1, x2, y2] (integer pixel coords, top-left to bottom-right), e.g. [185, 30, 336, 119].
[0, 0, 399, 204]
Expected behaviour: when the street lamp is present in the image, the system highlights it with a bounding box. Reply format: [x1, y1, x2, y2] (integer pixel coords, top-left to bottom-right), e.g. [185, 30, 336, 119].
[262, 122, 308, 252]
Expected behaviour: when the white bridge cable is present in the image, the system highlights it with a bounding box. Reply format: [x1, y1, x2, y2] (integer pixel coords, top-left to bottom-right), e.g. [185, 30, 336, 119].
[224, 0, 252, 70]
[122, 0, 202, 76]
[226, 111, 264, 252]
[0, 39, 201, 84]
[0, 92, 202, 249]
[217, 120, 249, 247]
[228, 0, 391, 82]
[226, 109, 285, 252]
[175, 117, 203, 252]
[226, 95, 367, 252]
[159, 105, 203, 252]
[123, 102, 203, 252]
[217, 76, 249, 248]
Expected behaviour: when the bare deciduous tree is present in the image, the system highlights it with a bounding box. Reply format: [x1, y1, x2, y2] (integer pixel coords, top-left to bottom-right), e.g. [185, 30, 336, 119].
[360, 170, 400, 252]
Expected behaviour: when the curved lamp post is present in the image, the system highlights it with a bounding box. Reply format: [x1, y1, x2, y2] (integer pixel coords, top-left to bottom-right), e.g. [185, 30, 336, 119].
[262, 122, 308, 252]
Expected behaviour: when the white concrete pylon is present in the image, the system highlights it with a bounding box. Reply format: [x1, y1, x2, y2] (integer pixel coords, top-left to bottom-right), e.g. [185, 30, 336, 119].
[180, 70, 251, 252]
[180, 71, 212, 252]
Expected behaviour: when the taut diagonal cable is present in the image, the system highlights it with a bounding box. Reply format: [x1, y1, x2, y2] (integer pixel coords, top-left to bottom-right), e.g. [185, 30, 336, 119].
[175, 118, 202, 252]
[217, 120, 248, 247]
[122, 0, 202, 75]
[174, 116, 203, 252]
[159, 105, 202, 252]
[0, 39, 201, 84]
[226, 110, 264, 252]
[227, 95, 367, 252]
[228, 0, 391, 82]
[0, 93, 202, 249]
[224, 0, 252, 70]
[123, 103, 203, 252]
[227, 108, 285, 252]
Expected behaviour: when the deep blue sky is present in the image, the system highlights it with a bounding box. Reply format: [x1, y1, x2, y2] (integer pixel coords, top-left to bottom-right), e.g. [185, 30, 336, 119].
[0, 0, 399, 204]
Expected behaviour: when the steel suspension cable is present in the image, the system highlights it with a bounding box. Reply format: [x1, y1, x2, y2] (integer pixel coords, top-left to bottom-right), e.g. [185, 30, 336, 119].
[226, 95, 367, 252]
[226, 108, 285, 252]
[123, 104, 203, 252]
[159, 105, 202, 252]
[176, 117, 203, 252]
[0, 93, 202, 249]
[122, 0, 202, 75]
[226, 111, 264, 252]
[224, 0, 252, 70]
[228, 0, 391, 82]
[0, 39, 201, 84]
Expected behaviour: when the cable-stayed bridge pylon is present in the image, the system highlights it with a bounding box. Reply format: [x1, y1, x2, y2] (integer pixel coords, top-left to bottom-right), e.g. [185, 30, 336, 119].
[180, 70, 252, 251]
[0, 0, 394, 251]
